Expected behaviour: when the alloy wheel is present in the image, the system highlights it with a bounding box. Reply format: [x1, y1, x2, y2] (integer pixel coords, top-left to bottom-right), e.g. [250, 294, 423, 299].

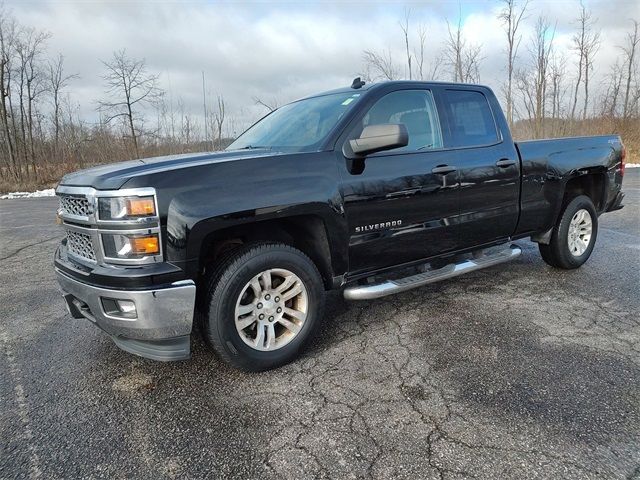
[567, 208, 593, 256]
[234, 268, 309, 351]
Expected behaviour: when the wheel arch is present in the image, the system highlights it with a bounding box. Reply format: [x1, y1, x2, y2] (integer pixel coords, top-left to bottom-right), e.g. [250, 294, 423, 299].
[532, 168, 607, 245]
[562, 168, 608, 213]
[193, 215, 338, 290]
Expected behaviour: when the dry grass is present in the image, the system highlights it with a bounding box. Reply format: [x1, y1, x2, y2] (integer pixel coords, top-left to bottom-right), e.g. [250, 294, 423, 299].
[0, 177, 59, 195]
[512, 117, 639, 162]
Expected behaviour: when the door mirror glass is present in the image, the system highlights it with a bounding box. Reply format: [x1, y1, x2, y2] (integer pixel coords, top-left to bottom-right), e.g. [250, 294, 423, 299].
[348, 123, 408, 157]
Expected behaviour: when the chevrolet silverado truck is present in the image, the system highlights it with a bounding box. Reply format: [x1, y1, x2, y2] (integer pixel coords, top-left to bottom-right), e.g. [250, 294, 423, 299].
[54, 79, 626, 371]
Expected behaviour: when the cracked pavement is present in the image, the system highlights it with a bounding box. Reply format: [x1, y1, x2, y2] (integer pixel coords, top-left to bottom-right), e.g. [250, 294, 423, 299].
[1, 170, 639, 479]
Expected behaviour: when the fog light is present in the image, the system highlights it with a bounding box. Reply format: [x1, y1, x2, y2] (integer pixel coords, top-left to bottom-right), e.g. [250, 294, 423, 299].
[101, 298, 137, 319]
[117, 300, 136, 314]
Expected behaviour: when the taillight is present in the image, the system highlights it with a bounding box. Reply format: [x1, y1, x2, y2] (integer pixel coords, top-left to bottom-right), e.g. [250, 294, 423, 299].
[621, 144, 626, 177]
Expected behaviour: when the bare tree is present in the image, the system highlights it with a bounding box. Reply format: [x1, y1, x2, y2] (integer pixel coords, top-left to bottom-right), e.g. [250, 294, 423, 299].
[213, 94, 225, 150]
[414, 23, 427, 80]
[362, 49, 399, 81]
[48, 54, 77, 150]
[252, 96, 278, 112]
[621, 20, 639, 119]
[98, 49, 163, 158]
[516, 17, 556, 138]
[444, 15, 483, 83]
[0, 7, 18, 178]
[399, 8, 412, 80]
[177, 97, 199, 151]
[499, 0, 528, 127]
[581, 10, 600, 119]
[549, 53, 567, 121]
[421, 50, 445, 82]
[444, 17, 463, 82]
[570, 11, 584, 119]
[534, 18, 555, 135]
[360, 13, 440, 82]
[601, 59, 624, 117]
[201, 71, 210, 149]
[15, 27, 49, 178]
[571, 2, 600, 120]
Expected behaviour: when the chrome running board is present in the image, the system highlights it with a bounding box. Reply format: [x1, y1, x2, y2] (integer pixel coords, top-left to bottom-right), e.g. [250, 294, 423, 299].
[343, 244, 522, 301]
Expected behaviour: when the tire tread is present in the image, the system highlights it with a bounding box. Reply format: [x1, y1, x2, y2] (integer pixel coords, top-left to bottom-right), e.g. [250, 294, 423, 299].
[538, 194, 598, 270]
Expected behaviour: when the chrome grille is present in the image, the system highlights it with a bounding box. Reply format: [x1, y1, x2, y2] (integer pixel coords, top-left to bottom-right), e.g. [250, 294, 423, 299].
[59, 195, 92, 217]
[66, 230, 96, 262]
[56, 186, 161, 266]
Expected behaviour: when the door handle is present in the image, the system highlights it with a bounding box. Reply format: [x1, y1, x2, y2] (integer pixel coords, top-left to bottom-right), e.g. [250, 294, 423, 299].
[496, 159, 517, 168]
[431, 165, 457, 175]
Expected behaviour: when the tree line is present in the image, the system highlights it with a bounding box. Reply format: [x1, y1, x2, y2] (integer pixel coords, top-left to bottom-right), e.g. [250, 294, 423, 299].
[0, 7, 233, 192]
[361, 2, 639, 144]
[0, 2, 639, 193]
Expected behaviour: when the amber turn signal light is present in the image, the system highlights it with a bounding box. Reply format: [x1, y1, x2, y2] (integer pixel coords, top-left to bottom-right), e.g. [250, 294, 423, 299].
[130, 235, 159, 255]
[126, 197, 156, 216]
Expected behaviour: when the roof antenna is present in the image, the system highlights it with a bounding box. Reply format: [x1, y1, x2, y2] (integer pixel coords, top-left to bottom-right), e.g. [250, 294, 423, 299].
[351, 77, 365, 89]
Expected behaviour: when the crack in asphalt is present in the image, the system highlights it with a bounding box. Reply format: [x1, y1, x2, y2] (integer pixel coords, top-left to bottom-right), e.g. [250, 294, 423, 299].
[0, 236, 61, 262]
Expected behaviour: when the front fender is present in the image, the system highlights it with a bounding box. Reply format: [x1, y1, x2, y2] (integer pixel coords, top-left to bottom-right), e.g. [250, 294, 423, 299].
[156, 152, 348, 278]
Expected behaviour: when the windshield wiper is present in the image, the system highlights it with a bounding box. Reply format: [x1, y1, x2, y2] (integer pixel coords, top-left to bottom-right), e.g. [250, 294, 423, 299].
[236, 145, 271, 150]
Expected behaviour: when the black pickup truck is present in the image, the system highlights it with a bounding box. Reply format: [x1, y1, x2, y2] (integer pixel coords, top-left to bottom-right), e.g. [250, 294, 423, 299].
[54, 80, 626, 370]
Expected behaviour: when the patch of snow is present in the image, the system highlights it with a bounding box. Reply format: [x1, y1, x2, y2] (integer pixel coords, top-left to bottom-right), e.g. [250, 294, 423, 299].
[0, 188, 56, 199]
[626, 163, 640, 169]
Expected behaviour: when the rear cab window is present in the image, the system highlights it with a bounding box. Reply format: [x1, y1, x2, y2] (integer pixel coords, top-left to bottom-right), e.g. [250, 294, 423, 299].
[442, 90, 499, 148]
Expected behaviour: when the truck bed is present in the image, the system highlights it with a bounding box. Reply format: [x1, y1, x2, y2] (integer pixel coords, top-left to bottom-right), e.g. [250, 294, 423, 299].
[515, 135, 624, 235]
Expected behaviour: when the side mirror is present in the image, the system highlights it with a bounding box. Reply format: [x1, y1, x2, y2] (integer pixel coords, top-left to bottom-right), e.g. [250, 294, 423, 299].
[347, 123, 408, 158]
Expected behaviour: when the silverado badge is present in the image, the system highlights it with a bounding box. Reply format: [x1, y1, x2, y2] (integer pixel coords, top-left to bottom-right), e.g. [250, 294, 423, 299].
[355, 220, 402, 233]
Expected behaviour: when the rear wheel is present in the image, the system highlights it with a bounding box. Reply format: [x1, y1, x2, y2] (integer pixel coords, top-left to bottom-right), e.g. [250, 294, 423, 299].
[538, 195, 598, 269]
[203, 242, 325, 371]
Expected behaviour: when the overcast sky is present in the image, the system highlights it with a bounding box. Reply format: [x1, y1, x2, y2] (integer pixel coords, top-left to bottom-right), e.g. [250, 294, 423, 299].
[6, 0, 640, 135]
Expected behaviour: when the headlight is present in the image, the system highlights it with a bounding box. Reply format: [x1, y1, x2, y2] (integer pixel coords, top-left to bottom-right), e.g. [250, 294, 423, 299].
[102, 233, 160, 259]
[98, 196, 156, 220]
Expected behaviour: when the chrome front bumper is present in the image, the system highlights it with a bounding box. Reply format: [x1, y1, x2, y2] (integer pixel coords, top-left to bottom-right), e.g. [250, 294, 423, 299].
[55, 268, 196, 361]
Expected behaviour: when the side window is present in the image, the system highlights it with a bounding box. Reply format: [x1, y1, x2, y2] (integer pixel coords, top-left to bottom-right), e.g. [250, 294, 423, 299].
[444, 90, 499, 147]
[356, 90, 443, 152]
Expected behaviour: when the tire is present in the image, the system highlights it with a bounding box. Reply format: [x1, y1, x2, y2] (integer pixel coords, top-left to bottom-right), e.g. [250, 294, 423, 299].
[202, 242, 325, 371]
[538, 195, 598, 270]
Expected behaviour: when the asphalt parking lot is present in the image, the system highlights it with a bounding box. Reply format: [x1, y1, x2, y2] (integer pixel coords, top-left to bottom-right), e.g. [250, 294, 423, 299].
[1, 170, 639, 479]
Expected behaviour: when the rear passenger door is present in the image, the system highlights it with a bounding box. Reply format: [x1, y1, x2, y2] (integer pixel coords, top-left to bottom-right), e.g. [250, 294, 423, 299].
[437, 88, 520, 247]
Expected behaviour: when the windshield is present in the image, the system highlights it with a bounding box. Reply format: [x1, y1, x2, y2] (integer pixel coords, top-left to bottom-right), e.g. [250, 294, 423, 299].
[227, 92, 362, 152]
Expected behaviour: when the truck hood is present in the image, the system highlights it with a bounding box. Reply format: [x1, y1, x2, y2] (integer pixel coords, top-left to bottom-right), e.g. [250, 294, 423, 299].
[58, 149, 278, 190]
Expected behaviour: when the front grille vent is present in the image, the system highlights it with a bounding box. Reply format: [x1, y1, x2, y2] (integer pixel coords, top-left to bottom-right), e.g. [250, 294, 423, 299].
[59, 195, 92, 217]
[66, 230, 96, 262]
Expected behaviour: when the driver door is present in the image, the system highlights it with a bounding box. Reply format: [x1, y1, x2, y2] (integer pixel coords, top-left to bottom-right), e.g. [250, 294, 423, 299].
[339, 88, 461, 275]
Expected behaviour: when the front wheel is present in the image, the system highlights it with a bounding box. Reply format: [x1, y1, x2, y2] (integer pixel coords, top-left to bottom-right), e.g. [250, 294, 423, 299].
[539, 195, 598, 269]
[203, 242, 325, 371]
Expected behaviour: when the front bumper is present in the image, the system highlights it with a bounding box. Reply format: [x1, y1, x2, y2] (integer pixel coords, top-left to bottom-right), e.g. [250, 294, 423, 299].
[55, 268, 196, 361]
